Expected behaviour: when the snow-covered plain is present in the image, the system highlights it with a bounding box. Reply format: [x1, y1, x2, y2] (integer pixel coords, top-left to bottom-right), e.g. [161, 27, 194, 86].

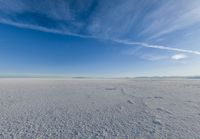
[0, 78, 200, 139]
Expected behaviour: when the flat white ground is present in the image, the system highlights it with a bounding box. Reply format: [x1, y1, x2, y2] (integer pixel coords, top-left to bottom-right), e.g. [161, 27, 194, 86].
[0, 78, 200, 139]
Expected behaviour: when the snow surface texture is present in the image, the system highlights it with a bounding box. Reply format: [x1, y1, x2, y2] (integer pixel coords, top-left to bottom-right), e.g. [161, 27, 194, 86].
[0, 78, 200, 139]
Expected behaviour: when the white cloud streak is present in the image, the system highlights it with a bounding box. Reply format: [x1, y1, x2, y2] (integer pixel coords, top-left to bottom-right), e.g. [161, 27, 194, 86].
[2, 18, 200, 56]
[0, 18, 94, 39]
[171, 54, 188, 60]
[114, 40, 200, 55]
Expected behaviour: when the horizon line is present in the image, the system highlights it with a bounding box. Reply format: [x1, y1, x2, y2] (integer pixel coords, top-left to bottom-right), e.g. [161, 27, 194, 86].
[0, 74, 199, 79]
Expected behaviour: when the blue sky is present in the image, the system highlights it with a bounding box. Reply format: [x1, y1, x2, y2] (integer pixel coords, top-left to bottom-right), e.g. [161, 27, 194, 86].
[0, 0, 200, 77]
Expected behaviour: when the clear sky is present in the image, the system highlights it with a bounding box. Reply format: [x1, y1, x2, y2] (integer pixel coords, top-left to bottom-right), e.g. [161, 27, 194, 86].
[0, 0, 200, 77]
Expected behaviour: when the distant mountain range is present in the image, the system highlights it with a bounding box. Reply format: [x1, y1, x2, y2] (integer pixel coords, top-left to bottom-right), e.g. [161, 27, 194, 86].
[135, 76, 200, 79]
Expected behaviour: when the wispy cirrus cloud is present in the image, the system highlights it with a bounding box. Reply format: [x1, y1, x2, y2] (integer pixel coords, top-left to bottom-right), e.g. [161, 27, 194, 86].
[1, 0, 200, 39]
[0, 0, 95, 35]
[139, 0, 200, 40]
[0, 0, 200, 57]
[87, 0, 200, 41]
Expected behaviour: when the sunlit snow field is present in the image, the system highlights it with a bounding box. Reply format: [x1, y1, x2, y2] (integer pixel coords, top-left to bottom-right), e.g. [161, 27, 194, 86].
[0, 78, 200, 138]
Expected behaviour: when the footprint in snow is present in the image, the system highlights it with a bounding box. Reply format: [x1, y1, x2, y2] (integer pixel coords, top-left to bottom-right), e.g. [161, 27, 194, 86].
[156, 108, 173, 115]
[119, 106, 124, 110]
[153, 119, 162, 126]
[154, 96, 163, 99]
[120, 88, 126, 95]
[105, 87, 116, 91]
[127, 100, 134, 104]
